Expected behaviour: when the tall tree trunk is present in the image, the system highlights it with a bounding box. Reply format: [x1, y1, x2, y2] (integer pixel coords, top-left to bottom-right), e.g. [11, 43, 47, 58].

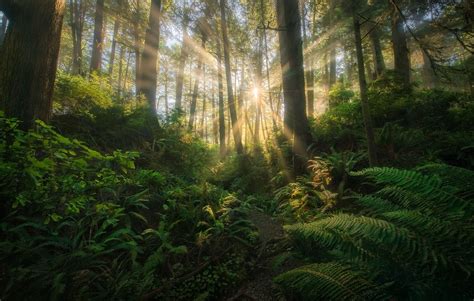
[188, 36, 206, 131]
[276, 0, 311, 177]
[137, 0, 162, 114]
[200, 67, 206, 137]
[0, 0, 66, 129]
[302, 3, 314, 117]
[216, 29, 226, 157]
[90, 0, 105, 73]
[328, 0, 337, 88]
[108, 17, 120, 77]
[422, 50, 436, 89]
[390, 2, 410, 90]
[118, 44, 125, 100]
[219, 0, 243, 154]
[212, 88, 218, 144]
[69, 0, 85, 75]
[260, 0, 277, 130]
[238, 60, 245, 144]
[175, 16, 189, 110]
[164, 64, 169, 116]
[369, 28, 385, 78]
[352, 8, 378, 166]
[254, 34, 263, 146]
[133, 1, 141, 96]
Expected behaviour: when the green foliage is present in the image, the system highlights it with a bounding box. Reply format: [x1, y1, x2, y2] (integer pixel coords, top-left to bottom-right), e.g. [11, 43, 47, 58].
[53, 72, 113, 114]
[328, 82, 355, 108]
[274, 150, 365, 220]
[310, 101, 363, 152]
[275, 262, 389, 301]
[0, 114, 255, 300]
[276, 164, 474, 300]
[211, 151, 271, 195]
[311, 87, 474, 168]
[52, 105, 212, 178]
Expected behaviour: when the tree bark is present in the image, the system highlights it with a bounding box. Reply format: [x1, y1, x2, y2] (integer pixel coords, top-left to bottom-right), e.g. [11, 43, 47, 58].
[302, 4, 314, 117]
[90, 0, 105, 73]
[260, 0, 277, 129]
[369, 27, 385, 78]
[254, 34, 263, 146]
[69, 0, 85, 75]
[188, 34, 206, 131]
[200, 67, 206, 137]
[175, 16, 189, 110]
[276, 0, 311, 177]
[211, 88, 218, 144]
[390, 3, 410, 90]
[219, 0, 243, 154]
[137, 0, 162, 114]
[352, 9, 378, 166]
[117, 44, 125, 100]
[216, 28, 226, 157]
[328, 0, 337, 88]
[133, 1, 141, 96]
[422, 50, 436, 89]
[0, 0, 66, 129]
[164, 64, 169, 116]
[108, 17, 120, 77]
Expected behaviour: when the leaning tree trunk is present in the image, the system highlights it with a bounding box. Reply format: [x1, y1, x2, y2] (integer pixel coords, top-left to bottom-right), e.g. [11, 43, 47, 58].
[0, 0, 66, 129]
[90, 0, 105, 73]
[369, 28, 386, 78]
[390, 2, 410, 90]
[276, 0, 311, 177]
[352, 8, 378, 167]
[219, 0, 243, 154]
[422, 50, 436, 89]
[137, 0, 162, 115]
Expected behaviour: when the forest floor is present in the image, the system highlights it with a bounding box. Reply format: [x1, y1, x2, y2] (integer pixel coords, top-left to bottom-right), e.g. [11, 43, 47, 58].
[226, 210, 300, 301]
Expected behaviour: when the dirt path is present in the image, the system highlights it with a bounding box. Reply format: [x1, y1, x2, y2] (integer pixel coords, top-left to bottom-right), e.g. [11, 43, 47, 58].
[225, 210, 299, 301]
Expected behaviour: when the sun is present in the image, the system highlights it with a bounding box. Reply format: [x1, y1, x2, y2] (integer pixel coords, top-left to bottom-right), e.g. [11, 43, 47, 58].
[252, 87, 259, 98]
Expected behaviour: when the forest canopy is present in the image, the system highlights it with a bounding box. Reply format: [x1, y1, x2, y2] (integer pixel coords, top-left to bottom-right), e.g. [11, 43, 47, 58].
[0, 0, 473, 300]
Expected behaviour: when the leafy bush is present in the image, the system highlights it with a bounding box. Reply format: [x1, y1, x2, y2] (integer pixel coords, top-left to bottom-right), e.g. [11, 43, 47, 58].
[328, 82, 355, 108]
[275, 164, 474, 300]
[0, 113, 255, 300]
[53, 72, 113, 114]
[52, 106, 212, 179]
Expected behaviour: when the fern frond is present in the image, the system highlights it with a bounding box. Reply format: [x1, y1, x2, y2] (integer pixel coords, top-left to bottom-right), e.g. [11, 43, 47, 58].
[274, 262, 390, 301]
[355, 195, 402, 215]
[417, 164, 474, 200]
[287, 214, 421, 262]
[352, 167, 474, 216]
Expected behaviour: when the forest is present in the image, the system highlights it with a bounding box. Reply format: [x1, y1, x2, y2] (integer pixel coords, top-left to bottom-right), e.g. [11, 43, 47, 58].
[0, 0, 473, 300]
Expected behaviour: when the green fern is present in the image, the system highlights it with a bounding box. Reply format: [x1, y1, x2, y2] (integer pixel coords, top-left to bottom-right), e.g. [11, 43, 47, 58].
[352, 167, 474, 216]
[275, 262, 390, 301]
[417, 163, 474, 199]
[277, 164, 474, 300]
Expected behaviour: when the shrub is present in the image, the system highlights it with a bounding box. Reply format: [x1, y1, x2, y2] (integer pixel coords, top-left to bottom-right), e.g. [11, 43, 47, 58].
[53, 72, 113, 114]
